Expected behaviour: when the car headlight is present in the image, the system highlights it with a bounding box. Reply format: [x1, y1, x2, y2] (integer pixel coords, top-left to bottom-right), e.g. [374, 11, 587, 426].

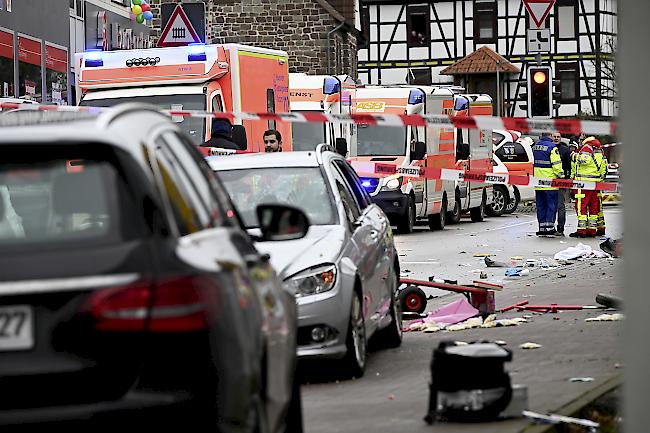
[382, 177, 401, 191]
[284, 264, 337, 297]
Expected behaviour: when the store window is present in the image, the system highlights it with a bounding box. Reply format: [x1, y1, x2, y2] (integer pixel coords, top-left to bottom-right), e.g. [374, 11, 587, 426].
[407, 5, 430, 47]
[0, 29, 14, 97]
[18, 35, 42, 102]
[45, 44, 69, 105]
[555, 0, 577, 40]
[474, 1, 497, 44]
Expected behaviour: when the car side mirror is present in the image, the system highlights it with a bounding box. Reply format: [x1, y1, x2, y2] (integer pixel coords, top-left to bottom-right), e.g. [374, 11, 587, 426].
[457, 143, 470, 161]
[411, 141, 426, 161]
[335, 137, 348, 156]
[232, 125, 248, 151]
[256, 204, 310, 242]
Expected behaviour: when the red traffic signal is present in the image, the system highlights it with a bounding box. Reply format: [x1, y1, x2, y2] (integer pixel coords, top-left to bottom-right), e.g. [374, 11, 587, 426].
[527, 66, 553, 118]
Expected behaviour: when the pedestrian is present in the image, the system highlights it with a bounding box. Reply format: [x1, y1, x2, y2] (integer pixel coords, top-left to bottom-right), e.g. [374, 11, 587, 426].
[552, 132, 572, 235]
[569, 137, 602, 238]
[263, 129, 283, 152]
[202, 119, 239, 150]
[533, 133, 564, 236]
[588, 137, 608, 235]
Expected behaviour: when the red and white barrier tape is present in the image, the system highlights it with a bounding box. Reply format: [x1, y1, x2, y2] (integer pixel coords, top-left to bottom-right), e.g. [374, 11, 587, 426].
[349, 161, 618, 192]
[0, 102, 617, 136]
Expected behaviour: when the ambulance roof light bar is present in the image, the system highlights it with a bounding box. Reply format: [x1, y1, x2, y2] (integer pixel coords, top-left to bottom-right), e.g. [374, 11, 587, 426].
[323, 77, 341, 95]
[408, 89, 425, 105]
[84, 50, 104, 68]
[188, 43, 207, 62]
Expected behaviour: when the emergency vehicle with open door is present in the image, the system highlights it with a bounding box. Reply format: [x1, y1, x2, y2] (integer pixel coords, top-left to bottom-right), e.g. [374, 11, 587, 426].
[289, 74, 356, 153]
[75, 44, 291, 154]
[348, 85, 458, 234]
[448, 93, 495, 222]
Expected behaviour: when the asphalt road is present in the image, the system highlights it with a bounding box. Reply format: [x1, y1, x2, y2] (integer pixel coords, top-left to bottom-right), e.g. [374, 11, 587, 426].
[300, 206, 623, 433]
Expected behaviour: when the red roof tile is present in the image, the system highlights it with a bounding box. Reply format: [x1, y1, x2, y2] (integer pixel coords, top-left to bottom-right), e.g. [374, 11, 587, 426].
[441, 46, 520, 75]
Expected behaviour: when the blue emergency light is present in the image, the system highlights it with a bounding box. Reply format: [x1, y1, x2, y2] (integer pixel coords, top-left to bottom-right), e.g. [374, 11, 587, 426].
[84, 50, 104, 68]
[188, 43, 207, 62]
[323, 77, 341, 95]
[408, 89, 425, 105]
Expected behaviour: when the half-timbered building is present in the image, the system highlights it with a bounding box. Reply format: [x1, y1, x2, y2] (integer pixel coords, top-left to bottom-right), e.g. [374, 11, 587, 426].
[357, 0, 617, 118]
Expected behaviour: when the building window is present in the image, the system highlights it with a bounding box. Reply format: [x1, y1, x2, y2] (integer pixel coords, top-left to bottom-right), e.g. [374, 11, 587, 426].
[556, 62, 579, 103]
[555, 0, 578, 40]
[70, 0, 84, 18]
[407, 68, 432, 85]
[474, 1, 497, 44]
[406, 5, 429, 47]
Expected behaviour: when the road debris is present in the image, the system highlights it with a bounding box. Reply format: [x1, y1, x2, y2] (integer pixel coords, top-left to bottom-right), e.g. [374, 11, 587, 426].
[554, 243, 610, 260]
[600, 237, 622, 257]
[569, 377, 595, 382]
[485, 256, 508, 267]
[595, 293, 623, 309]
[585, 313, 625, 322]
[473, 252, 494, 257]
[495, 340, 507, 346]
[520, 342, 542, 349]
[479, 271, 488, 279]
[522, 410, 599, 429]
[505, 268, 530, 277]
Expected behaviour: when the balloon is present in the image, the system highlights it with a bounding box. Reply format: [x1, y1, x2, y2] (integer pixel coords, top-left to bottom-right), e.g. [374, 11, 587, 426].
[132, 0, 141, 5]
[132, 5, 142, 15]
[136, 13, 145, 24]
[143, 11, 153, 20]
[141, 3, 150, 12]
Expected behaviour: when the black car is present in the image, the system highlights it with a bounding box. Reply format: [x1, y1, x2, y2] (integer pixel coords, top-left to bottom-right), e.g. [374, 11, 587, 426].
[0, 106, 306, 432]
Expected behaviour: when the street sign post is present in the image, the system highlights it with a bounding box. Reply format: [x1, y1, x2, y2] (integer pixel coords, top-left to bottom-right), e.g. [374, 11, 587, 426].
[158, 3, 204, 47]
[523, 0, 556, 28]
[527, 28, 551, 53]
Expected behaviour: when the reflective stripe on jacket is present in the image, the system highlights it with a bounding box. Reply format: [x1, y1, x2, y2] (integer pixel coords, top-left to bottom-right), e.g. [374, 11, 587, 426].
[533, 137, 564, 190]
[571, 144, 601, 182]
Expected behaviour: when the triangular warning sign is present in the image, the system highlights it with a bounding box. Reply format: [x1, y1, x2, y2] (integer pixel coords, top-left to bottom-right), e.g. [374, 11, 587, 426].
[523, 0, 556, 28]
[158, 5, 201, 47]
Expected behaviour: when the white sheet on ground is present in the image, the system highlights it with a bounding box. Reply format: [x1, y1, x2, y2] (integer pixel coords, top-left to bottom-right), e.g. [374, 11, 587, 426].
[554, 243, 609, 260]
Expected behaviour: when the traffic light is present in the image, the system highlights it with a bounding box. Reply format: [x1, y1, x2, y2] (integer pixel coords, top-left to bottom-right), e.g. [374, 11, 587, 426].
[527, 65, 553, 118]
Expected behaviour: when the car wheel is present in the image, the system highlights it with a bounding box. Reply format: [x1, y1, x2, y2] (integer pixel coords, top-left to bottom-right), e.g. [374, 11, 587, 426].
[428, 195, 447, 230]
[282, 374, 304, 433]
[486, 185, 509, 217]
[399, 285, 427, 314]
[470, 192, 486, 222]
[505, 188, 520, 214]
[375, 271, 403, 348]
[341, 292, 367, 378]
[397, 195, 415, 234]
[447, 193, 462, 225]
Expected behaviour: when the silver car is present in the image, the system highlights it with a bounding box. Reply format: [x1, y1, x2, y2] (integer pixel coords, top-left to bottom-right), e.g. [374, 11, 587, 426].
[208, 145, 402, 377]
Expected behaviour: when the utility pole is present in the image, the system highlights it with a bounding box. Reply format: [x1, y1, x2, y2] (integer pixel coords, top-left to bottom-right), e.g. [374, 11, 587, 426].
[495, 60, 501, 118]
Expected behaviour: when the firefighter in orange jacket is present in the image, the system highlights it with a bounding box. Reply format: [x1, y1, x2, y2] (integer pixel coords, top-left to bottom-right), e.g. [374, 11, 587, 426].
[570, 137, 602, 238]
[589, 138, 608, 235]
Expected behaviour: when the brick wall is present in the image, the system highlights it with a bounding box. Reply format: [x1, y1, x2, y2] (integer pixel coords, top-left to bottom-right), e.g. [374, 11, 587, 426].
[149, 0, 357, 77]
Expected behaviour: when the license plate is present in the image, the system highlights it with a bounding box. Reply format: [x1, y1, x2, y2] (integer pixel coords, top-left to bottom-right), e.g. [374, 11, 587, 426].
[0, 305, 34, 351]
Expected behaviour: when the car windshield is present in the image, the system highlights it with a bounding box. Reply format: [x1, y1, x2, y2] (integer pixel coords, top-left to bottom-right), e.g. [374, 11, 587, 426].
[0, 144, 138, 249]
[291, 120, 326, 151]
[356, 124, 407, 156]
[218, 167, 336, 228]
[80, 94, 206, 145]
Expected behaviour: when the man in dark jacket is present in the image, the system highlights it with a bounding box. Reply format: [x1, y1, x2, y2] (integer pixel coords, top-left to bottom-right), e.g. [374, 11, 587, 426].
[202, 119, 239, 150]
[552, 132, 572, 235]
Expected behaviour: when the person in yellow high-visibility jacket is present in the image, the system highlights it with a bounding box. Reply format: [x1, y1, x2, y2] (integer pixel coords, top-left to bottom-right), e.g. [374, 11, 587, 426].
[589, 138, 608, 235]
[533, 133, 565, 236]
[570, 137, 603, 237]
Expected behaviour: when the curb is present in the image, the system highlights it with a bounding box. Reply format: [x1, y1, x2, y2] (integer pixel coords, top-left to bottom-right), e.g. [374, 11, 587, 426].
[520, 373, 622, 433]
